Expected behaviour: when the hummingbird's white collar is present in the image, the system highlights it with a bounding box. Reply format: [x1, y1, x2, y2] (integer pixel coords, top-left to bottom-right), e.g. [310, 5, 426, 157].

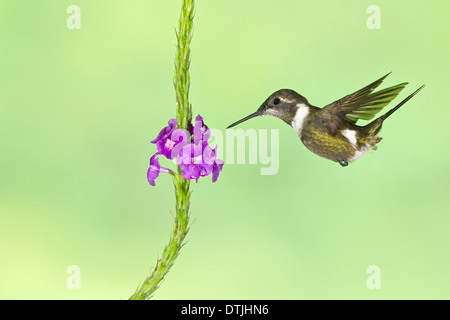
[291, 103, 310, 138]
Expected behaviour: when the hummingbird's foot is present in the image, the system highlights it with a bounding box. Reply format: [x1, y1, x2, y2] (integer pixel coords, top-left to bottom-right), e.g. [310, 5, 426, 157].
[338, 159, 348, 167]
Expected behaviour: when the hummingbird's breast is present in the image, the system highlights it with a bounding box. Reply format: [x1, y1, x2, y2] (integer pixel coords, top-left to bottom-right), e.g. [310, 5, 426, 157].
[299, 113, 368, 163]
[300, 126, 356, 162]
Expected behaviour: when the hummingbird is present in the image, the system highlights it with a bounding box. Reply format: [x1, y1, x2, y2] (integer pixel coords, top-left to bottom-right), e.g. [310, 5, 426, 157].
[227, 73, 424, 166]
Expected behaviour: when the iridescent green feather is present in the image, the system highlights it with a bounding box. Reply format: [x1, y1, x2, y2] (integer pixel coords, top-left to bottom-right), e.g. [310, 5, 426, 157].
[345, 83, 408, 122]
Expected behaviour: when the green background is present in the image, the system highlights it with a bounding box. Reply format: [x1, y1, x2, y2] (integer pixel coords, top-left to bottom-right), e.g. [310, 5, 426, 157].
[1, 0, 449, 299]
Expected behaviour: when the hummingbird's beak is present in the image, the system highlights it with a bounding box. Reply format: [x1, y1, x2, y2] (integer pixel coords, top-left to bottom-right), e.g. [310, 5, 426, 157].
[226, 111, 261, 129]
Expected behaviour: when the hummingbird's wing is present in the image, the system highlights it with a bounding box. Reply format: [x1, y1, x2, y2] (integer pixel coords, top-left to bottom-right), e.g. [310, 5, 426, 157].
[323, 73, 407, 134]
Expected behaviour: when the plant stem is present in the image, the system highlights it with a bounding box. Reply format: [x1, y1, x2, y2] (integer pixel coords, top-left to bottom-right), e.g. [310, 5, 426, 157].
[129, 0, 194, 300]
[174, 0, 194, 130]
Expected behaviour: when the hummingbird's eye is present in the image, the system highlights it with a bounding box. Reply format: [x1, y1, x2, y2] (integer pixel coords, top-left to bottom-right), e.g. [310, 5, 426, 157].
[273, 98, 280, 105]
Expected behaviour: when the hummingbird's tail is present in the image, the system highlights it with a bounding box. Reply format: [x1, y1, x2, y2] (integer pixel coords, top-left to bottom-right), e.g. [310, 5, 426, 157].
[361, 84, 425, 148]
[380, 85, 425, 121]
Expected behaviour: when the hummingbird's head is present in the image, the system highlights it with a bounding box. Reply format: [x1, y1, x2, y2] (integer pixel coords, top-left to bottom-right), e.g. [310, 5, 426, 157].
[227, 89, 309, 128]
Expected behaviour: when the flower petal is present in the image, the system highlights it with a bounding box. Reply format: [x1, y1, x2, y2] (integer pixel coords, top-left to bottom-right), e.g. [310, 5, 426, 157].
[147, 154, 161, 186]
[151, 118, 177, 144]
[193, 114, 211, 143]
[147, 153, 171, 186]
[157, 128, 188, 160]
[180, 163, 201, 182]
[212, 158, 224, 182]
[202, 142, 216, 166]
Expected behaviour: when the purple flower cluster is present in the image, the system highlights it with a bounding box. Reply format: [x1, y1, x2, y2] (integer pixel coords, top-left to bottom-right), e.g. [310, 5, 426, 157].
[147, 115, 223, 186]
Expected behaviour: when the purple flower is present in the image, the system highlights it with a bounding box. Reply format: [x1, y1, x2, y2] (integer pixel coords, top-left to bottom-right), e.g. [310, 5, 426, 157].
[178, 141, 223, 183]
[178, 142, 208, 182]
[147, 115, 223, 186]
[193, 114, 211, 143]
[147, 154, 171, 186]
[151, 119, 188, 160]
